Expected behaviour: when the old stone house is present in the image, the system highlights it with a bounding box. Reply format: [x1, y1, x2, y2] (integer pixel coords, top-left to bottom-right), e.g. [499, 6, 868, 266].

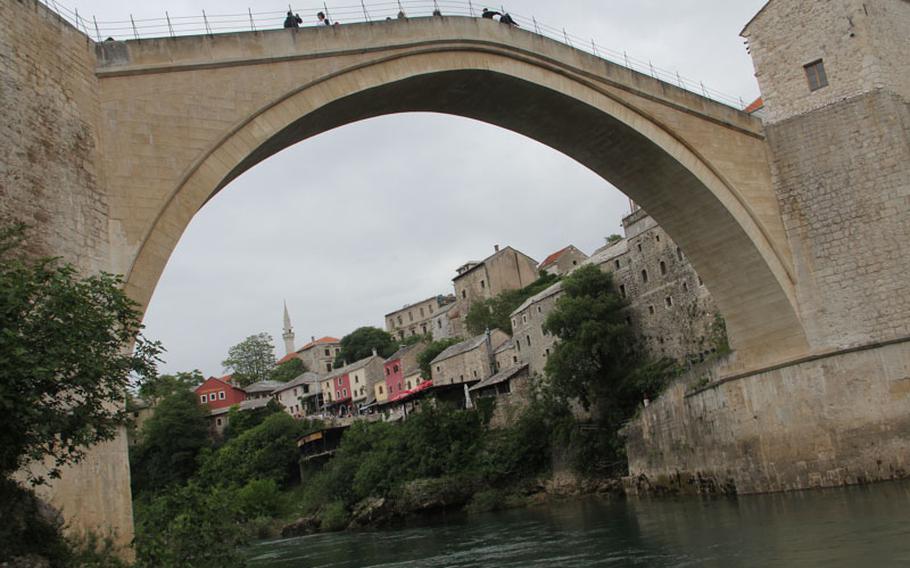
[429, 329, 510, 387]
[510, 281, 563, 377]
[243, 380, 283, 401]
[295, 336, 342, 375]
[378, 342, 427, 403]
[273, 371, 323, 418]
[321, 353, 385, 414]
[430, 302, 460, 341]
[538, 245, 589, 276]
[452, 245, 539, 313]
[385, 294, 456, 340]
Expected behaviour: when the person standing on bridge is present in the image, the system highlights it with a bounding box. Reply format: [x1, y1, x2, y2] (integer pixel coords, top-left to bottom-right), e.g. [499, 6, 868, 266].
[481, 8, 501, 19]
[499, 12, 518, 27]
[317, 11, 331, 26]
[284, 11, 302, 28]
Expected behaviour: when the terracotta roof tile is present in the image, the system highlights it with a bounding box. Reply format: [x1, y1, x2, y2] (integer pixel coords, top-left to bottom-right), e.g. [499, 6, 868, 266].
[744, 96, 764, 114]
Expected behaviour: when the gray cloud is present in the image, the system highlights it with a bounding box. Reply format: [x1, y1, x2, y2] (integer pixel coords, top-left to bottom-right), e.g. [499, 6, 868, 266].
[68, 0, 767, 376]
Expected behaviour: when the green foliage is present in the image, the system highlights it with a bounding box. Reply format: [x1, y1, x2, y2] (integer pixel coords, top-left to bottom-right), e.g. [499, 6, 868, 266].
[543, 265, 633, 410]
[222, 333, 276, 387]
[333, 326, 397, 368]
[133, 482, 247, 568]
[138, 370, 204, 403]
[0, 478, 71, 564]
[197, 413, 308, 488]
[236, 479, 282, 521]
[606, 234, 623, 244]
[400, 333, 431, 347]
[319, 501, 349, 532]
[709, 312, 731, 356]
[0, 222, 162, 484]
[269, 357, 307, 383]
[221, 399, 282, 442]
[417, 337, 463, 378]
[465, 273, 560, 336]
[130, 390, 211, 496]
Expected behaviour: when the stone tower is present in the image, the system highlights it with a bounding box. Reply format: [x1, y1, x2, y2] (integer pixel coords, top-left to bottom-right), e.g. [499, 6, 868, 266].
[282, 301, 295, 355]
[742, 0, 910, 352]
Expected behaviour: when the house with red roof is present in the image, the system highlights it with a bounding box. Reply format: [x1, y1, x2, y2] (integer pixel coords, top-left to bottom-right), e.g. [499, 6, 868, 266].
[194, 375, 246, 411]
[539, 245, 589, 276]
[295, 336, 342, 375]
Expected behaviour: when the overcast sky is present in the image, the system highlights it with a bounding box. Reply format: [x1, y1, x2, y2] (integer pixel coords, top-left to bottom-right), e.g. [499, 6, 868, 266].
[67, 0, 766, 377]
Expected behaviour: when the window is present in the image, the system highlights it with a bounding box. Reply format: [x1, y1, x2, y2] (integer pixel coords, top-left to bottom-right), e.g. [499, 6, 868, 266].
[385, 368, 391, 376]
[335, 348, 340, 355]
[420, 307, 425, 317]
[516, 341, 521, 352]
[522, 314, 528, 324]
[480, 279, 486, 289]
[336, 390, 341, 398]
[460, 375, 464, 381]
[526, 335, 531, 347]
[637, 243, 642, 253]
[393, 365, 399, 373]
[438, 319, 443, 329]
[619, 284, 626, 298]
[665, 296, 673, 308]
[324, 349, 330, 357]
[614, 259, 620, 270]
[648, 305, 655, 315]
[683, 282, 689, 292]
[537, 305, 542, 314]
[472, 370, 478, 378]
[436, 365, 441, 373]
[641, 269, 649, 284]
[326, 363, 332, 372]
[408, 312, 413, 322]
[512, 318, 517, 328]
[421, 324, 427, 334]
[342, 388, 347, 397]
[200, 395, 207, 403]
[216, 418, 222, 426]
[354, 376, 360, 384]
[379, 386, 384, 394]
[625, 316, 632, 325]
[656, 235, 661, 242]
[572, 260, 578, 265]
[804, 59, 828, 91]
[513, 355, 518, 364]
[397, 316, 403, 325]
[219, 391, 226, 400]
[660, 261, 667, 276]
[676, 247, 683, 261]
[545, 348, 550, 357]
[461, 290, 467, 299]
[698, 276, 704, 287]
[429, 304, 434, 313]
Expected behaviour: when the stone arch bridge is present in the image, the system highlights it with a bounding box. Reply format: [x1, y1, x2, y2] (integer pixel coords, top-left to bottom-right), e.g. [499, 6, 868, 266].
[5, 0, 909, 555]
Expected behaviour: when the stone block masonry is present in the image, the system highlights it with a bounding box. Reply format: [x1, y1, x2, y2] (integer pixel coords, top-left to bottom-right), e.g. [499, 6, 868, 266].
[0, 0, 134, 555]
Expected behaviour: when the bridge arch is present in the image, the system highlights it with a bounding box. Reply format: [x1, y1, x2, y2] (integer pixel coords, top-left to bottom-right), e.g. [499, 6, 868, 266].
[109, 25, 808, 368]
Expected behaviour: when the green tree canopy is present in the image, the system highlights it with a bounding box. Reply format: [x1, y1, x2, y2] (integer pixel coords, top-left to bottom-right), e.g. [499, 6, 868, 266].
[0, 222, 161, 484]
[222, 333, 275, 386]
[137, 370, 204, 403]
[606, 234, 623, 244]
[465, 273, 560, 336]
[269, 357, 307, 383]
[417, 337, 463, 378]
[543, 264, 635, 410]
[333, 327, 397, 368]
[130, 389, 211, 496]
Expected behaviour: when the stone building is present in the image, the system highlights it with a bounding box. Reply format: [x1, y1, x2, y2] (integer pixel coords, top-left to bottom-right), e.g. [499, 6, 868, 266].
[588, 207, 721, 362]
[430, 302, 460, 341]
[295, 336, 341, 375]
[493, 338, 519, 371]
[384, 294, 455, 340]
[538, 245, 589, 276]
[510, 281, 564, 376]
[429, 329, 509, 387]
[243, 380, 283, 401]
[469, 364, 532, 428]
[380, 342, 427, 403]
[452, 245, 539, 313]
[321, 353, 385, 414]
[273, 371, 323, 418]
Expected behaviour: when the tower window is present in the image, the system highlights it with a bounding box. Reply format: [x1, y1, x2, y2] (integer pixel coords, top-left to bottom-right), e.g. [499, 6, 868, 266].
[665, 296, 673, 308]
[619, 284, 626, 298]
[614, 259, 620, 270]
[660, 261, 667, 276]
[641, 269, 649, 284]
[804, 59, 828, 91]
[648, 305, 655, 315]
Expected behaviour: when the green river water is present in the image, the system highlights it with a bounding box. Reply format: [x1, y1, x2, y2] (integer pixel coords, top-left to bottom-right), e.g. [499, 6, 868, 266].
[247, 480, 910, 567]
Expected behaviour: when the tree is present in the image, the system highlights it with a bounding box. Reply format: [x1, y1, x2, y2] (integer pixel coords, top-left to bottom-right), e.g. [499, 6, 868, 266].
[543, 264, 635, 411]
[130, 389, 211, 495]
[606, 234, 623, 244]
[465, 273, 560, 336]
[0, 222, 161, 485]
[269, 357, 307, 383]
[400, 333, 431, 347]
[417, 337, 463, 378]
[137, 370, 204, 403]
[333, 327, 397, 368]
[222, 333, 275, 386]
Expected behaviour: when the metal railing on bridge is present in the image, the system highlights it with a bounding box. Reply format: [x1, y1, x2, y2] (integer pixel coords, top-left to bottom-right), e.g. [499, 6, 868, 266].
[39, 0, 750, 110]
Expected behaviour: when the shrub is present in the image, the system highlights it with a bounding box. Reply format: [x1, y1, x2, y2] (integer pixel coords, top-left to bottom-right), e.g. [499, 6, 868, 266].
[319, 501, 349, 532]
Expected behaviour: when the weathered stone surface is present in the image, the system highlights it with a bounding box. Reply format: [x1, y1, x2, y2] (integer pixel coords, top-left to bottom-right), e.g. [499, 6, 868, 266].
[280, 514, 322, 537]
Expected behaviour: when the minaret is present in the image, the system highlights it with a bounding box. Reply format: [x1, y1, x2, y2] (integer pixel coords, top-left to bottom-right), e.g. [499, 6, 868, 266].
[282, 301, 295, 355]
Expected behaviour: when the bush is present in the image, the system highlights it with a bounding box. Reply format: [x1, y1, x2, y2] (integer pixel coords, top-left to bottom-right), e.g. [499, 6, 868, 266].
[236, 479, 282, 521]
[319, 501, 349, 532]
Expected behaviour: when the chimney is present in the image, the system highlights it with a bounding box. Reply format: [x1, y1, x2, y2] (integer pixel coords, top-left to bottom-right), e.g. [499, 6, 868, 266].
[311, 336, 316, 342]
[494, 244, 500, 252]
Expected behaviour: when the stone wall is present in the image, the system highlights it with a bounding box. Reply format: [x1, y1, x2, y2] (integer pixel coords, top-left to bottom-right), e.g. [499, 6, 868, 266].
[1, 0, 134, 553]
[624, 339, 910, 494]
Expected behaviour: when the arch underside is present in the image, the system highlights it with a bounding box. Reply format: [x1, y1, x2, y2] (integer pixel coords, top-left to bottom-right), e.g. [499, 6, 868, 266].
[128, 63, 808, 368]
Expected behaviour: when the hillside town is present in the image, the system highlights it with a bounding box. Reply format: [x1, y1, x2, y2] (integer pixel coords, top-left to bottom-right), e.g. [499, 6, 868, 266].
[168, 204, 725, 443]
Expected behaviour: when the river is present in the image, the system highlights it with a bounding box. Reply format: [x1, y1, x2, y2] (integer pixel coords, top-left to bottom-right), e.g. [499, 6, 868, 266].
[247, 480, 910, 567]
